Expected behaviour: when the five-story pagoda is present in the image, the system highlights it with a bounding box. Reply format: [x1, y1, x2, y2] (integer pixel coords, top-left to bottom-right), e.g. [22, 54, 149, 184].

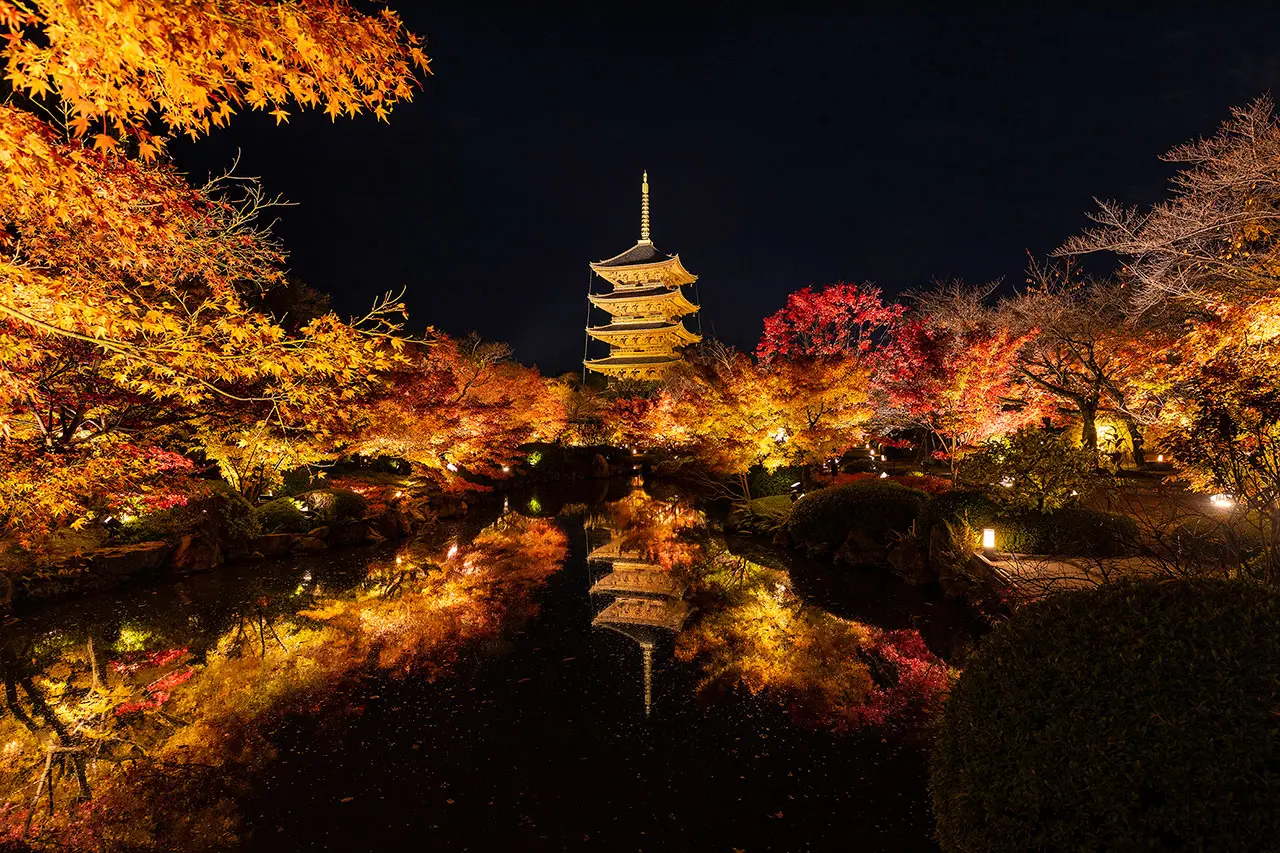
[584, 173, 701, 381]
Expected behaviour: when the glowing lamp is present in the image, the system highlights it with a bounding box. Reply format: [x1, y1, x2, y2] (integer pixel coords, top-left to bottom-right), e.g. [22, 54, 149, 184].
[982, 528, 996, 551]
[1210, 493, 1235, 509]
[880, 454, 887, 462]
[445, 462, 458, 472]
[502, 465, 510, 473]
[879, 471, 888, 479]
[1156, 454, 1164, 463]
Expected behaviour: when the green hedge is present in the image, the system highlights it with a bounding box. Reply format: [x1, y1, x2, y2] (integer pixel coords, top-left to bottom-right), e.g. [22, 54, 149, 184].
[787, 481, 928, 553]
[255, 497, 312, 534]
[930, 579, 1280, 852]
[920, 491, 1139, 557]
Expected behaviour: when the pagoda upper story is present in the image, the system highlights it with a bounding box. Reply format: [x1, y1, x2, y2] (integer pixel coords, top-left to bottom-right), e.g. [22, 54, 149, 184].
[584, 173, 701, 382]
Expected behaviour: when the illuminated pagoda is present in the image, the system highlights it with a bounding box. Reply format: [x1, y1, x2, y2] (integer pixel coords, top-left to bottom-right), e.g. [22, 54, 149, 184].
[584, 172, 701, 381]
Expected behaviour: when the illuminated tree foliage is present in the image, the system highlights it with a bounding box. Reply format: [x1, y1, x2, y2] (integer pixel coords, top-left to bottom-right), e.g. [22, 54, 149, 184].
[879, 285, 1041, 479]
[1062, 98, 1280, 578]
[353, 334, 567, 487]
[0, 1, 429, 543]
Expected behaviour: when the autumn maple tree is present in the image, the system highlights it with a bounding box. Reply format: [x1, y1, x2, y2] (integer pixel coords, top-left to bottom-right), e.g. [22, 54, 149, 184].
[0, 1, 429, 542]
[352, 334, 567, 487]
[879, 284, 1041, 479]
[1062, 98, 1280, 575]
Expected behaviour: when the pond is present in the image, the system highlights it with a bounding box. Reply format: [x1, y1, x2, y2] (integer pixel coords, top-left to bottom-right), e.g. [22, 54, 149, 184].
[1, 479, 982, 851]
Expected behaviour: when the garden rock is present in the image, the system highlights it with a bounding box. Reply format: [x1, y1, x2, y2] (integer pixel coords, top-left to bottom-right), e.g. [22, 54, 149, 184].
[293, 536, 327, 552]
[169, 534, 222, 574]
[887, 538, 933, 585]
[251, 533, 295, 558]
[330, 520, 369, 547]
[89, 542, 171, 577]
[590, 453, 610, 478]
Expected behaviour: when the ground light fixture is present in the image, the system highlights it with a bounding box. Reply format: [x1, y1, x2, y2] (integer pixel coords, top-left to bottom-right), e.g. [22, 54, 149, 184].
[982, 528, 996, 552]
[1210, 493, 1235, 509]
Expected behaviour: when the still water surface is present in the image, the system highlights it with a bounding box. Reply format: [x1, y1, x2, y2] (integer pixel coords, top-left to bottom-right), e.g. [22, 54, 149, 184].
[2, 480, 979, 851]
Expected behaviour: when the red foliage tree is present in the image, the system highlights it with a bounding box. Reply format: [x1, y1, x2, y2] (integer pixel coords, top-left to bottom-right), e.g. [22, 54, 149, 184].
[757, 282, 904, 364]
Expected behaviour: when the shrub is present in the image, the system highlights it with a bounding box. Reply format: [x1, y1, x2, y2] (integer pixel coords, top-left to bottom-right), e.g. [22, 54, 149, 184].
[254, 498, 311, 534]
[116, 505, 202, 544]
[1037, 506, 1140, 557]
[918, 490, 1001, 540]
[116, 482, 258, 543]
[746, 464, 804, 498]
[297, 489, 369, 524]
[920, 492, 1140, 557]
[930, 579, 1280, 852]
[733, 494, 794, 536]
[961, 426, 1106, 512]
[788, 481, 928, 553]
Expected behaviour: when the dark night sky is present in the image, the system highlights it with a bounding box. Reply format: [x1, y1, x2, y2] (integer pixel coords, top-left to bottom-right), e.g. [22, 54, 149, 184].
[173, 5, 1280, 375]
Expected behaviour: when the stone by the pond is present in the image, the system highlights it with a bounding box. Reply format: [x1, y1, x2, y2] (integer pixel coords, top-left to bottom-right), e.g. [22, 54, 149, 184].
[329, 520, 369, 547]
[293, 536, 328, 552]
[590, 453, 610, 479]
[169, 534, 222, 574]
[89, 541, 172, 577]
[887, 538, 933, 585]
[252, 533, 296, 558]
[307, 526, 331, 541]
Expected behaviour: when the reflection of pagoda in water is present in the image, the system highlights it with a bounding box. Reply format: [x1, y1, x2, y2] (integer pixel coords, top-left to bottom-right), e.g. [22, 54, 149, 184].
[587, 498, 689, 717]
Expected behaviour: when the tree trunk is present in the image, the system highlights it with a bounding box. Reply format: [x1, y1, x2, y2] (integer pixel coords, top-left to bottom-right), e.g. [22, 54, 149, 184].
[1123, 417, 1147, 470]
[1270, 505, 1280, 586]
[1079, 405, 1098, 454]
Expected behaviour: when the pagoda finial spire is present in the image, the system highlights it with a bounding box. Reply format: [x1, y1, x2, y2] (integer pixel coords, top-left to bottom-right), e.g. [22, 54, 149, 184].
[639, 171, 651, 243]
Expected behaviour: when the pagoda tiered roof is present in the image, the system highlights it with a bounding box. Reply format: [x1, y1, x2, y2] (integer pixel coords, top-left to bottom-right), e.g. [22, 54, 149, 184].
[590, 568, 685, 598]
[584, 173, 701, 381]
[586, 320, 700, 346]
[593, 596, 689, 632]
[588, 287, 699, 318]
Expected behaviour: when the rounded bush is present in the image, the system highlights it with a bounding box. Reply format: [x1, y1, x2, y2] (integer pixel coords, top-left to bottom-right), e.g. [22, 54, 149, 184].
[788, 481, 928, 553]
[254, 497, 311, 534]
[930, 579, 1280, 852]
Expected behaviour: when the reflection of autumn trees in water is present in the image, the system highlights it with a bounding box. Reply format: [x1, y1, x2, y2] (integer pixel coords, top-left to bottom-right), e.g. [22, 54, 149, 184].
[676, 543, 957, 733]
[599, 488, 957, 734]
[0, 516, 567, 850]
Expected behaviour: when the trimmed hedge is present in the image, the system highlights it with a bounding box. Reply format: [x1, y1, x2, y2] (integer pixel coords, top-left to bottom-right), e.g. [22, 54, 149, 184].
[920, 491, 1139, 557]
[255, 497, 312, 534]
[788, 481, 929, 553]
[930, 579, 1280, 852]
